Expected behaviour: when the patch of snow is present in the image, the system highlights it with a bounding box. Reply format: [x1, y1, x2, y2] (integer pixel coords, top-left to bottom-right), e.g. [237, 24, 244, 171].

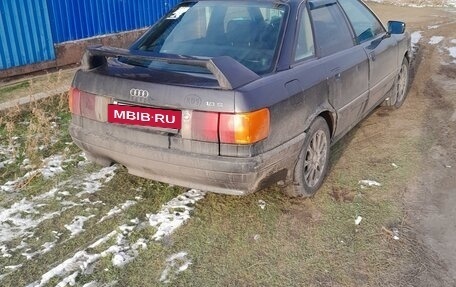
[0, 245, 12, 258]
[160, 252, 192, 283]
[131, 238, 147, 250]
[26, 231, 130, 286]
[82, 281, 98, 287]
[428, 25, 440, 29]
[27, 190, 204, 286]
[80, 198, 104, 206]
[98, 200, 137, 223]
[0, 144, 17, 169]
[4, 264, 22, 271]
[258, 200, 266, 210]
[0, 158, 15, 169]
[64, 215, 95, 237]
[26, 251, 102, 287]
[1, 155, 66, 192]
[55, 271, 79, 287]
[391, 163, 399, 169]
[359, 180, 382, 187]
[41, 155, 65, 179]
[392, 228, 400, 240]
[58, 191, 70, 197]
[22, 240, 57, 260]
[410, 31, 422, 55]
[355, 216, 363, 225]
[447, 47, 456, 62]
[77, 153, 90, 167]
[148, 189, 206, 241]
[76, 166, 117, 197]
[88, 231, 118, 249]
[1, 170, 39, 192]
[111, 251, 133, 267]
[451, 39, 456, 44]
[0, 198, 61, 243]
[159, 252, 192, 283]
[429, 36, 444, 45]
[41, 240, 57, 253]
[10, 240, 28, 252]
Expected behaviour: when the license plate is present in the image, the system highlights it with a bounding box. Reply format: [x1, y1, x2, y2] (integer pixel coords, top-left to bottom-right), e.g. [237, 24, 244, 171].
[107, 104, 182, 129]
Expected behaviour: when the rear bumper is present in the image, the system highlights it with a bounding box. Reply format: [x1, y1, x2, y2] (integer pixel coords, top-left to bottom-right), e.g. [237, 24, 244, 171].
[69, 116, 305, 195]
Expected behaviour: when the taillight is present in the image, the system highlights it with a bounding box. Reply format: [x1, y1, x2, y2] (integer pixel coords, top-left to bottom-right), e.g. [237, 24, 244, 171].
[181, 110, 218, 142]
[219, 109, 270, 144]
[182, 108, 269, 145]
[68, 87, 109, 121]
[69, 87, 81, 115]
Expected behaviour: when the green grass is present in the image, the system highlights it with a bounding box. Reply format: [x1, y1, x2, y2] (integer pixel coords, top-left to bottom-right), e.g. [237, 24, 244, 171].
[0, 70, 74, 103]
[0, 81, 30, 95]
[103, 110, 425, 287]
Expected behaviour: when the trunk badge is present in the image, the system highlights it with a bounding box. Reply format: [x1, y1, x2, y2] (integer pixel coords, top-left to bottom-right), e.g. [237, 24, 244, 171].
[130, 88, 149, 98]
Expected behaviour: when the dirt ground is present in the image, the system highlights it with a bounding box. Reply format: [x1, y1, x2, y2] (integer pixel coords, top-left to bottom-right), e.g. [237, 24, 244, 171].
[371, 3, 456, 286]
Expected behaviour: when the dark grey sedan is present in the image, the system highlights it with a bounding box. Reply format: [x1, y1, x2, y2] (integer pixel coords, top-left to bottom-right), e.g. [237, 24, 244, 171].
[69, 0, 411, 196]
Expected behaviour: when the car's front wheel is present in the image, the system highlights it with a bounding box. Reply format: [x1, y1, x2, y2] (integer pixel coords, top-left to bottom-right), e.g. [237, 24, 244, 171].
[284, 117, 330, 197]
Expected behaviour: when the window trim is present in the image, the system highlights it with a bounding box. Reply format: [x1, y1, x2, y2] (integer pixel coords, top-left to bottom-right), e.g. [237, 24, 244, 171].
[292, 2, 316, 64]
[307, 1, 356, 58]
[338, 0, 387, 45]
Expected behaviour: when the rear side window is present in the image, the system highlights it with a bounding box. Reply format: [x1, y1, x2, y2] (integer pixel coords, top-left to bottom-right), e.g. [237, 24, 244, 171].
[339, 0, 385, 43]
[294, 7, 314, 61]
[310, 4, 353, 57]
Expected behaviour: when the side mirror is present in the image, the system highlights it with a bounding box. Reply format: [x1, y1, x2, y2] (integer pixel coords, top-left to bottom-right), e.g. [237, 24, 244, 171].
[387, 21, 406, 35]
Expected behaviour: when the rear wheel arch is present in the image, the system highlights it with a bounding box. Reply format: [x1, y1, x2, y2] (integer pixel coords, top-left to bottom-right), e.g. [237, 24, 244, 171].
[284, 116, 331, 197]
[318, 110, 335, 139]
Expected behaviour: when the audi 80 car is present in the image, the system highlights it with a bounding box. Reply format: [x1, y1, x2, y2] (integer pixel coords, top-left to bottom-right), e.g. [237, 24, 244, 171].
[69, 0, 411, 197]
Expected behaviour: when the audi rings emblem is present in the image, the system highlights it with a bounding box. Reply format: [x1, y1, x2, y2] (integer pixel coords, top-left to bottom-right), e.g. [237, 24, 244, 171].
[130, 88, 149, 98]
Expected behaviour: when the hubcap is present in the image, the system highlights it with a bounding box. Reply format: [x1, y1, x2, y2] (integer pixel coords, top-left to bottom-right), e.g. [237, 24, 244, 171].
[304, 130, 328, 188]
[397, 63, 408, 103]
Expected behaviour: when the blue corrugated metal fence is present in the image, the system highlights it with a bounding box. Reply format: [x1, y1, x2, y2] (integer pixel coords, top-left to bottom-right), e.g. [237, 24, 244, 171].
[0, 0, 177, 70]
[46, 0, 180, 43]
[0, 0, 56, 70]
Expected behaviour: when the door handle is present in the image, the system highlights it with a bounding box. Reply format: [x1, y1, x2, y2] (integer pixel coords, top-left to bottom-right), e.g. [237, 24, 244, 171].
[369, 51, 376, 61]
[331, 67, 341, 79]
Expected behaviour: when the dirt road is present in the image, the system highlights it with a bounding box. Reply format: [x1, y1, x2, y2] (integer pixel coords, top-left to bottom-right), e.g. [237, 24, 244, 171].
[372, 3, 456, 285]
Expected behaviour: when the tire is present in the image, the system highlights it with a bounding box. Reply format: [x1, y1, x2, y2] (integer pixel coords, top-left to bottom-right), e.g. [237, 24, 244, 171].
[384, 57, 410, 108]
[284, 117, 330, 197]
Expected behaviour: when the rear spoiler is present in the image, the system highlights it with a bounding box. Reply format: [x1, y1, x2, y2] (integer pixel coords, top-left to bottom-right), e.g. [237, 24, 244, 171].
[81, 45, 260, 90]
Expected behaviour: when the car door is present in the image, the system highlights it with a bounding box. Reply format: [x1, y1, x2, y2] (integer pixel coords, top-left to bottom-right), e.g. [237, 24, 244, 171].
[339, 0, 398, 110]
[304, 0, 370, 139]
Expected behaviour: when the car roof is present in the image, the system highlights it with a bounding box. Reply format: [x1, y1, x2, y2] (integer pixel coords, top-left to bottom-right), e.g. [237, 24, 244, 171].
[181, 0, 304, 6]
[180, 0, 343, 11]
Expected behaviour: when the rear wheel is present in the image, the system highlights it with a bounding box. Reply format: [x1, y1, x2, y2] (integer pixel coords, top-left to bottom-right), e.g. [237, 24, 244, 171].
[284, 117, 330, 197]
[384, 57, 410, 108]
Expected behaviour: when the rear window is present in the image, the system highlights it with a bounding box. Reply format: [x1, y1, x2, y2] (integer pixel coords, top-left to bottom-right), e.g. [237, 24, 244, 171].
[131, 1, 288, 75]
